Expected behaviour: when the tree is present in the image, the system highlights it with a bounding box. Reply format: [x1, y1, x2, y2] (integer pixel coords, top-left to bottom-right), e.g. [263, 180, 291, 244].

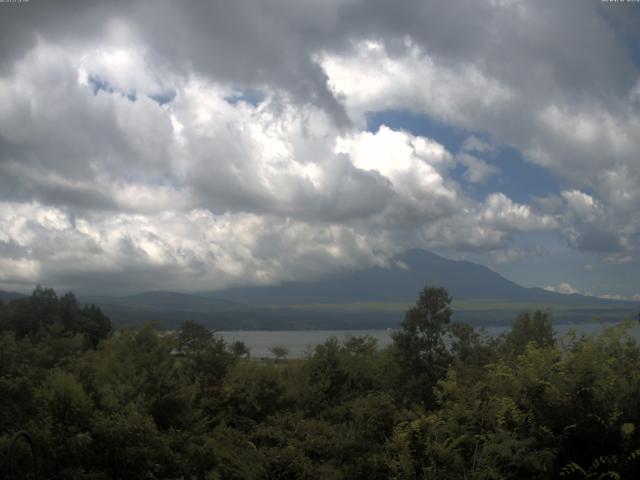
[392, 286, 453, 406]
[230, 340, 251, 358]
[176, 320, 214, 354]
[269, 345, 289, 362]
[175, 321, 234, 393]
[503, 310, 554, 357]
[448, 322, 496, 369]
[0, 287, 111, 348]
[78, 304, 112, 347]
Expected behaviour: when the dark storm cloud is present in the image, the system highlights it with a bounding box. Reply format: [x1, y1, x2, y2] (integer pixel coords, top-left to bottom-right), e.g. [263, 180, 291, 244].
[0, 239, 27, 260]
[126, 0, 356, 126]
[0, 168, 118, 212]
[0, 0, 130, 70]
[2, 0, 637, 139]
[568, 226, 625, 254]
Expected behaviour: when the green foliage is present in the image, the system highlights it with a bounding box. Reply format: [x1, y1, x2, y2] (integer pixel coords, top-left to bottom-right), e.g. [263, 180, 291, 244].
[0, 286, 111, 346]
[230, 339, 251, 357]
[392, 286, 453, 406]
[222, 362, 289, 428]
[503, 309, 555, 356]
[176, 319, 214, 353]
[301, 335, 390, 410]
[1, 286, 640, 479]
[269, 344, 290, 362]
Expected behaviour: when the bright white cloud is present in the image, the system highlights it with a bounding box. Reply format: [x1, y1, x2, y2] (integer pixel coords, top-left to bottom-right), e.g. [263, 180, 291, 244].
[481, 193, 557, 232]
[599, 293, 640, 302]
[0, 200, 397, 292]
[457, 153, 500, 184]
[319, 39, 513, 129]
[557, 189, 640, 258]
[544, 282, 580, 295]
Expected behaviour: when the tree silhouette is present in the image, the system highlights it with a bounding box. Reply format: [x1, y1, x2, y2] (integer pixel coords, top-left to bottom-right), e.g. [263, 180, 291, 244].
[392, 286, 452, 406]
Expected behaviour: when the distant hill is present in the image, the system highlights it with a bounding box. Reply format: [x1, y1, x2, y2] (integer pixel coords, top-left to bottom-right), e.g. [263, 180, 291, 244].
[82, 291, 239, 313]
[0, 290, 27, 302]
[78, 291, 246, 330]
[206, 250, 638, 326]
[75, 250, 638, 330]
[211, 249, 635, 306]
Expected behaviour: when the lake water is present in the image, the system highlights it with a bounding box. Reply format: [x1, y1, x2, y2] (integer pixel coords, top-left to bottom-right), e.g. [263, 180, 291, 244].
[219, 322, 640, 358]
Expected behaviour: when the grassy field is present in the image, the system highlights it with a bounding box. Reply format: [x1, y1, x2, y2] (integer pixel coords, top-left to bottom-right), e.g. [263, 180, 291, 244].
[267, 298, 633, 312]
[263, 298, 638, 326]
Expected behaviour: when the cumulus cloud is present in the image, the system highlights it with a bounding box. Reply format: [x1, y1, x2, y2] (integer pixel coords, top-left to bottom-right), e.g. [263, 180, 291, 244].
[0, 0, 638, 293]
[0, 37, 558, 292]
[461, 136, 497, 155]
[457, 153, 500, 184]
[415, 195, 555, 252]
[557, 189, 640, 259]
[319, 38, 513, 129]
[544, 282, 581, 295]
[599, 293, 640, 302]
[0, 196, 556, 293]
[491, 245, 547, 264]
[313, 2, 640, 262]
[0, 200, 396, 292]
[480, 194, 557, 232]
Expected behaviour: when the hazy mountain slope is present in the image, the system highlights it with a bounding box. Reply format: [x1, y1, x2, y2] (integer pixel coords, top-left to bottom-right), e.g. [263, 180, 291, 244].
[0, 290, 27, 302]
[60, 250, 638, 329]
[81, 291, 239, 313]
[211, 250, 633, 307]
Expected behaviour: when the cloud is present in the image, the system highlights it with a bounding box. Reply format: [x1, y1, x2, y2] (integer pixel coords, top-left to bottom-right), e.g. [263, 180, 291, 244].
[457, 153, 500, 184]
[313, 2, 640, 260]
[0, 0, 638, 292]
[0, 39, 558, 292]
[0, 200, 397, 292]
[461, 136, 496, 154]
[557, 189, 639, 259]
[335, 126, 458, 222]
[0, 196, 557, 293]
[599, 293, 640, 302]
[416, 195, 555, 252]
[544, 282, 580, 295]
[319, 38, 513, 129]
[480, 193, 557, 232]
[491, 245, 547, 264]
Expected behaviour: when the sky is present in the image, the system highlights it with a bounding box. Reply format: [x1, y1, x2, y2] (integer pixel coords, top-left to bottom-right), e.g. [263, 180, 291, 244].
[0, 0, 639, 298]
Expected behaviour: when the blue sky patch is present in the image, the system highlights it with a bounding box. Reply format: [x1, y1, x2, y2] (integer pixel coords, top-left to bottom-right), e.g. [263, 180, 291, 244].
[88, 75, 136, 102]
[366, 110, 559, 203]
[148, 90, 177, 106]
[225, 88, 265, 107]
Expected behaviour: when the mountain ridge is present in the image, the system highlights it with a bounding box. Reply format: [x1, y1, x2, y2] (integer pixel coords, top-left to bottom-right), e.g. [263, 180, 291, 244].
[2, 250, 637, 329]
[89, 249, 637, 329]
[209, 249, 634, 307]
[0, 290, 27, 302]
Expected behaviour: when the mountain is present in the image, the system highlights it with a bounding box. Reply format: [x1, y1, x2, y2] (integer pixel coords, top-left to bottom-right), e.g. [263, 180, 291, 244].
[208, 249, 639, 325]
[211, 249, 627, 305]
[0, 290, 27, 302]
[66, 250, 638, 330]
[77, 291, 248, 330]
[81, 291, 239, 313]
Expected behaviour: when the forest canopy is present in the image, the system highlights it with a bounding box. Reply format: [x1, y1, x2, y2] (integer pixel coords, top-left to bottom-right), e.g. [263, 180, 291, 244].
[1, 286, 639, 479]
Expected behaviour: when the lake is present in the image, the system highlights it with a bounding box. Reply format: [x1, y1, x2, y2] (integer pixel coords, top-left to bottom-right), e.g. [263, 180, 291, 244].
[219, 322, 640, 358]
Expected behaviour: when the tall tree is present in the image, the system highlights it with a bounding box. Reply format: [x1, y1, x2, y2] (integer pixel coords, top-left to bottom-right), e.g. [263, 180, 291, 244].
[392, 286, 452, 406]
[503, 310, 554, 357]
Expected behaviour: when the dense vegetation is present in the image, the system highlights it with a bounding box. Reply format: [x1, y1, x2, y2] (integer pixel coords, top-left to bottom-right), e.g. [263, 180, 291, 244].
[1, 286, 640, 479]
